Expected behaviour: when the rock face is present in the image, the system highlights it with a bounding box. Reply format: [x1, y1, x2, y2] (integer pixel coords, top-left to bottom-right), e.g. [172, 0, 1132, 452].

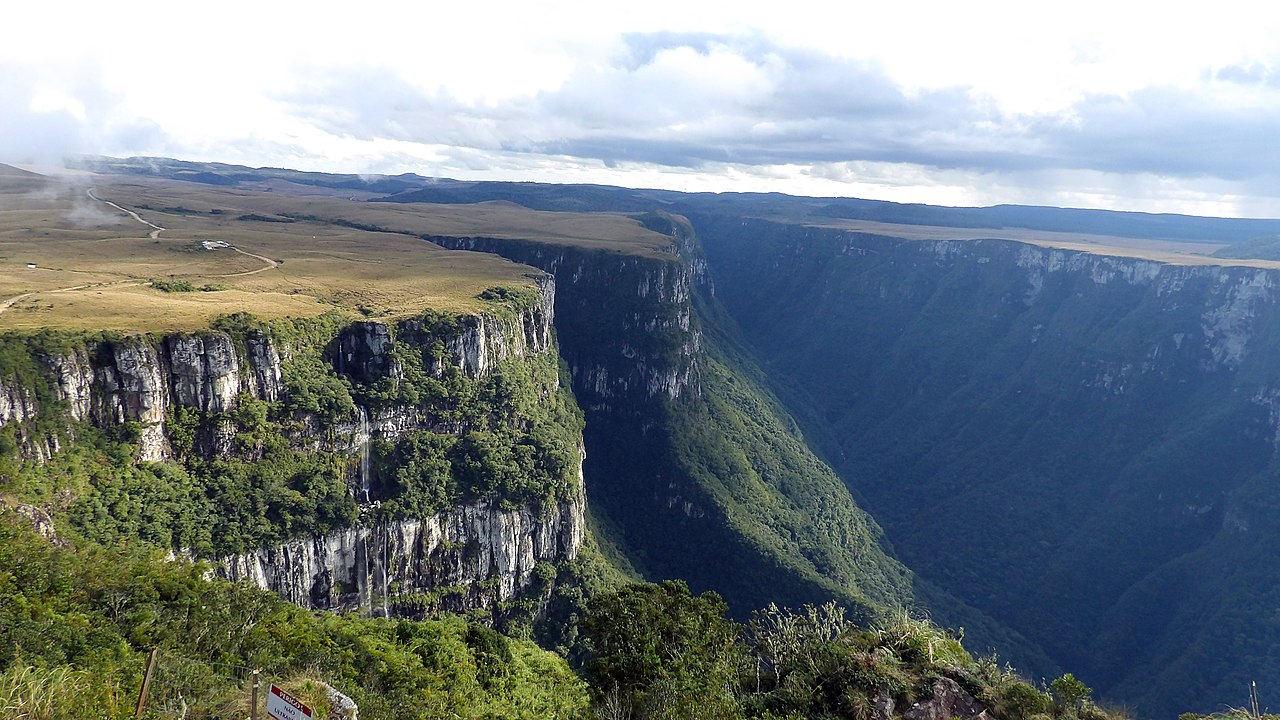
[0, 276, 558, 462]
[0, 275, 583, 618]
[422, 227, 769, 615]
[246, 331, 282, 402]
[335, 321, 401, 385]
[167, 333, 242, 414]
[220, 495, 584, 614]
[423, 238, 699, 406]
[874, 678, 990, 720]
[0, 330, 276, 462]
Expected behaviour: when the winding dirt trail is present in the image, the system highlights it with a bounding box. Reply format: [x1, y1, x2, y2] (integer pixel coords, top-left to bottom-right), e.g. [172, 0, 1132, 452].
[0, 292, 34, 313]
[87, 188, 165, 238]
[1, 191, 281, 315]
[86, 187, 279, 275]
[0, 191, 166, 314]
[222, 247, 280, 276]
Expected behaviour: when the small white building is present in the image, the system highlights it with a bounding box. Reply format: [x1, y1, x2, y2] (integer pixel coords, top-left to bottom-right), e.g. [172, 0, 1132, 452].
[25, 263, 36, 269]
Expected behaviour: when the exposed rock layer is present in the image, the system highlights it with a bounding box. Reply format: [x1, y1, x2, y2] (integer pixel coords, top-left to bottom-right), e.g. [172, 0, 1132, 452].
[220, 495, 584, 614]
[0, 275, 581, 617]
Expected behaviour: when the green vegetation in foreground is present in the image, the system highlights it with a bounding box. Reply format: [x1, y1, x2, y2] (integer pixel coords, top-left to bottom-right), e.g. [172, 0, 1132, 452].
[0, 506, 1125, 720]
[1182, 711, 1280, 720]
[0, 512, 588, 719]
[578, 580, 1127, 720]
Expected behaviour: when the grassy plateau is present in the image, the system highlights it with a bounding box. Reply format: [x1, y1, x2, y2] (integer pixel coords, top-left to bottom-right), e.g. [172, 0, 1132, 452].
[0, 167, 669, 333]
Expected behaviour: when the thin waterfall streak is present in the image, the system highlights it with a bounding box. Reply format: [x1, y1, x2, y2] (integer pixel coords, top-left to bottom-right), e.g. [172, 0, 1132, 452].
[359, 407, 370, 503]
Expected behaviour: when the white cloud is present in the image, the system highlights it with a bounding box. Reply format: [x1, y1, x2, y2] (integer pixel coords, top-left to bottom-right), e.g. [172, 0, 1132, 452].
[8, 1, 1280, 215]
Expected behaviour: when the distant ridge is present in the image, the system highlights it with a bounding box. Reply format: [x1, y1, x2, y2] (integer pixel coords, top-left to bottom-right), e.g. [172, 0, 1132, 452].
[0, 163, 43, 178]
[75, 154, 1280, 247]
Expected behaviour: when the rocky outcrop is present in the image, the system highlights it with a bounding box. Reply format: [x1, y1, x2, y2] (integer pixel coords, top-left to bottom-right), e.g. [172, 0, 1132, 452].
[320, 683, 358, 720]
[0, 278, 581, 621]
[423, 237, 699, 405]
[219, 494, 584, 613]
[873, 678, 990, 720]
[0, 499, 65, 547]
[0, 276, 558, 463]
[0, 377, 39, 427]
[245, 331, 283, 402]
[0, 331, 272, 462]
[335, 321, 400, 385]
[167, 333, 242, 414]
[47, 348, 94, 421]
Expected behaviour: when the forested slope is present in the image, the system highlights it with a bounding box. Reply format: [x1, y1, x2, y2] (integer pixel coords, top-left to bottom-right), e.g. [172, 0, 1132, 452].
[693, 214, 1280, 716]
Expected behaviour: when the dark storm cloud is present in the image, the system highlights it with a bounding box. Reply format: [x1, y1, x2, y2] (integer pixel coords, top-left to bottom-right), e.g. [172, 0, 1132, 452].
[281, 33, 1280, 190]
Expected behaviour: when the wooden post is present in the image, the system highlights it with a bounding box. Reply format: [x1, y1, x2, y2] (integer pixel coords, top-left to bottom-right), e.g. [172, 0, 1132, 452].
[134, 647, 159, 719]
[250, 669, 260, 720]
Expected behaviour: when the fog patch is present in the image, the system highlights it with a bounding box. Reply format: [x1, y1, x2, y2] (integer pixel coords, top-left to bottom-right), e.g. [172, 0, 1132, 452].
[65, 196, 123, 227]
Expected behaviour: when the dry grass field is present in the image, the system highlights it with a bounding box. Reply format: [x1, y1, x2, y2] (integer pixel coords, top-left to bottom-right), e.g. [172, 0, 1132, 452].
[0, 169, 646, 332]
[807, 217, 1280, 269]
[101, 176, 675, 255]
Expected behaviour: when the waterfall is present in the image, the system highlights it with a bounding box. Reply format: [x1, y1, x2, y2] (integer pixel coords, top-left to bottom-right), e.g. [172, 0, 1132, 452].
[358, 406, 370, 503]
[382, 523, 390, 615]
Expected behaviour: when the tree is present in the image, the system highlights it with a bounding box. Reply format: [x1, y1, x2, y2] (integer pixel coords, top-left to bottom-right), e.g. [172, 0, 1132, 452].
[1052, 673, 1093, 715]
[581, 580, 744, 720]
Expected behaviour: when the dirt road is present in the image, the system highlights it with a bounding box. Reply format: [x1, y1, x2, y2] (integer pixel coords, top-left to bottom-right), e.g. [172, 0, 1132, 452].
[87, 188, 165, 239]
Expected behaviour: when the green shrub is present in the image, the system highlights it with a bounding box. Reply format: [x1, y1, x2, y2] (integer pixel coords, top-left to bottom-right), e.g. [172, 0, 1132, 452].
[149, 278, 197, 292]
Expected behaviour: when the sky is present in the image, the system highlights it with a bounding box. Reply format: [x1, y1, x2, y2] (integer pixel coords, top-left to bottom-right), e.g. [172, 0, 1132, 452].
[7, 1, 1280, 217]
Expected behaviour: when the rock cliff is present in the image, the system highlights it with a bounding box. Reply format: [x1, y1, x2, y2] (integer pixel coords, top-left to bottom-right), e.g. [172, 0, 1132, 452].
[0, 274, 584, 619]
[221, 494, 583, 614]
[417, 220, 915, 621]
[692, 214, 1280, 715]
[422, 236, 699, 406]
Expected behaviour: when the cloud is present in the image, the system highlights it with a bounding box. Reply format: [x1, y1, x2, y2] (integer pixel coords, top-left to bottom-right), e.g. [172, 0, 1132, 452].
[1035, 87, 1280, 182]
[0, 69, 92, 166]
[0, 60, 170, 168]
[281, 36, 1010, 169]
[7, 23, 1280, 216]
[271, 31, 1280, 210]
